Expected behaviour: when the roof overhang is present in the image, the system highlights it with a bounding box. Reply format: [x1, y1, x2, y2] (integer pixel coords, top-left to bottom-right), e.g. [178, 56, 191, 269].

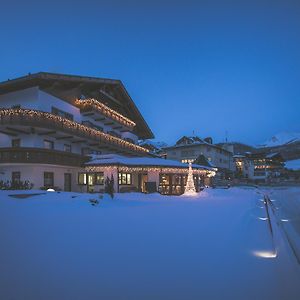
[0, 72, 154, 139]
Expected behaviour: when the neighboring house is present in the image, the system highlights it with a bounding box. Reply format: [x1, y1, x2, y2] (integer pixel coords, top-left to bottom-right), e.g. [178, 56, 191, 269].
[164, 136, 235, 178]
[247, 152, 285, 183]
[0, 72, 215, 194]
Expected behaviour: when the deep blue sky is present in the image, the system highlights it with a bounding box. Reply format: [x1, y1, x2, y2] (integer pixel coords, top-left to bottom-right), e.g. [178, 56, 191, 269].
[1, 0, 300, 146]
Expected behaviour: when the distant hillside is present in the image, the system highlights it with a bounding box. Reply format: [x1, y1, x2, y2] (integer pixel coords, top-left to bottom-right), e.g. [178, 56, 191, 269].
[259, 132, 300, 148]
[138, 140, 168, 156]
[257, 132, 300, 160]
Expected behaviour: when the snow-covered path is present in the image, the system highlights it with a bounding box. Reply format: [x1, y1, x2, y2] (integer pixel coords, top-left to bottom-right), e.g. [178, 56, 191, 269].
[0, 188, 299, 300]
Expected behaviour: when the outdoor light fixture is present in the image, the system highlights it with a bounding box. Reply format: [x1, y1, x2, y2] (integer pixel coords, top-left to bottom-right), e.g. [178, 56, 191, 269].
[75, 98, 136, 129]
[252, 250, 277, 258]
[0, 108, 148, 154]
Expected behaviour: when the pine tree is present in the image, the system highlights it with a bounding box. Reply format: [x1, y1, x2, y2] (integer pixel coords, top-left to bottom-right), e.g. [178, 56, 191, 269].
[184, 162, 197, 195]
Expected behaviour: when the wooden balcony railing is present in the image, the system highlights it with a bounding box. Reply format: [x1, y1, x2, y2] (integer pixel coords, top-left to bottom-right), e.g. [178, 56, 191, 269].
[75, 98, 136, 129]
[0, 109, 148, 155]
[0, 147, 89, 167]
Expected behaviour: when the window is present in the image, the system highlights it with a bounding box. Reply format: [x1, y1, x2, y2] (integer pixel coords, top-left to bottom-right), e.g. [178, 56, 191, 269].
[44, 140, 54, 150]
[95, 173, 104, 185]
[52, 107, 73, 121]
[12, 139, 20, 148]
[44, 172, 54, 187]
[118, 172, 132, 185]
[181, 159, 195, 163]
[12, 172, 21, 184]
[78, 173, 87, 185]
[64, 144, 71, 152]
[78, 173, 104, 185]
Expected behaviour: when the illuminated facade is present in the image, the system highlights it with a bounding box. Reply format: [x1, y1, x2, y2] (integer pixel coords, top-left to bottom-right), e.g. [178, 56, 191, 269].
[165, 136, 235, 176]
[233, 155, 254, 179]
[0, 72, 215, 194]
[249, 152, 284, 183]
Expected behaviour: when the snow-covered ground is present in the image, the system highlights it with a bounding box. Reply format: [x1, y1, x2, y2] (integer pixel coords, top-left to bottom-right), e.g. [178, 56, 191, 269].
[0, 188, 299, 300]
[265, 187, 300, 264]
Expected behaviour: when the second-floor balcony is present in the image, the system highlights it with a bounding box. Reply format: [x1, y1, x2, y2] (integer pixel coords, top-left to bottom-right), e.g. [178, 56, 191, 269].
[75, 98, 136, 130]
[0, 147, 89, 167]
[0, 109, 149, 156]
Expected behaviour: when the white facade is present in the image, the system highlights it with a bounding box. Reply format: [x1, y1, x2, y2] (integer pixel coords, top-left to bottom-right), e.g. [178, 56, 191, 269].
[166, 144, 234, 172]
[0, 74, 149, 192]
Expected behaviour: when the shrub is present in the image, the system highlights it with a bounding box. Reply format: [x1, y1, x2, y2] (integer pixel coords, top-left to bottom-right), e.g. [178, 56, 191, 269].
[0, 180, 33, 190]
[105, 175, 115, 198]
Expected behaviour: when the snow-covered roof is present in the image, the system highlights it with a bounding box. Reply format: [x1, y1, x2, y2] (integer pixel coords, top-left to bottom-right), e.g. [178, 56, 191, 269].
[164, 136, 231, 153]
[85, 154, 216, 170]
[285, 159, 300, 171]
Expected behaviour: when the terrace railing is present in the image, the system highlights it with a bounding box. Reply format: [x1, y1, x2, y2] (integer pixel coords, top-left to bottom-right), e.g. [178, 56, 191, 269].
[0, 109, 148, 155]
[0, 147, 89, 167]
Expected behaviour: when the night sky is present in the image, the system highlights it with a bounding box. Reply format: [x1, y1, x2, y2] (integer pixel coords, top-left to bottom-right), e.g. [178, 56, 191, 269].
[1, 0, 300, 146]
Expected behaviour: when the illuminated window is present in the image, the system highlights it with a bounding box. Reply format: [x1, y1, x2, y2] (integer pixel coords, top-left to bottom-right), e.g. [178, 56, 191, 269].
[78, 173, 87, 185]
[95, 173, 104, 185]
[118, 173, 132, 185]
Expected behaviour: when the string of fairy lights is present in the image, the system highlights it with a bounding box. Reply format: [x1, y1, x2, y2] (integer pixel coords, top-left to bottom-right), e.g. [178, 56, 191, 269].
[75, 98, 136, 129]
[0, 108, 148, 154]
[85, 165, 216, 177]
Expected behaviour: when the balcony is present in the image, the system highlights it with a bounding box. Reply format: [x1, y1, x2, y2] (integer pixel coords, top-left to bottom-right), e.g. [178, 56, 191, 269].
[75, 98, 136, 129]
[0, 109, 148, 156]
[0, 147, 89, 167]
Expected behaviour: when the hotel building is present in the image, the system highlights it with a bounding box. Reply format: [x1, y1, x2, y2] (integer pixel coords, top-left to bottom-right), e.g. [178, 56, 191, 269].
[0, 72, 215, 194]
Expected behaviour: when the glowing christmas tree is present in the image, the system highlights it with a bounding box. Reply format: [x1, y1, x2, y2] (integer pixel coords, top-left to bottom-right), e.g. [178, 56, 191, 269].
[184, 162, 197, 195]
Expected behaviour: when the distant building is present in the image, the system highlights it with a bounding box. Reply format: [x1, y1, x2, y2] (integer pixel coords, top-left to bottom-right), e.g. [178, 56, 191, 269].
[233, 155, 254, 179]
[164, 136, 235, 178]
[247, 152, 285, 183]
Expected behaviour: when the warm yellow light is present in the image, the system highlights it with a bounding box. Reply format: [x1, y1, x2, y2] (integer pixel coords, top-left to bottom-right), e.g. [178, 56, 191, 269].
[0, 108, 148, 154]
[75, 98, 136, 128]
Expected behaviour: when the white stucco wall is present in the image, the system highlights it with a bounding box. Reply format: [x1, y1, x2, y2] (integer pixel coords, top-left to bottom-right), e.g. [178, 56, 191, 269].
[0, 87, 39, 109]
[0, 164, 82, 192]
